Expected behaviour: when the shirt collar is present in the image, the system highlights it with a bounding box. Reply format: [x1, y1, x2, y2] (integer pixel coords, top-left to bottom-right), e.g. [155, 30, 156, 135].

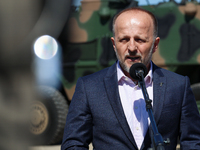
[117, 61, 153, 85]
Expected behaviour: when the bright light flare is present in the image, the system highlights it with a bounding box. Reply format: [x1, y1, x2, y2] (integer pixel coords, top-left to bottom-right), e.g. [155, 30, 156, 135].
[33, 35, 62, 89]
[34, 35, 58, 59]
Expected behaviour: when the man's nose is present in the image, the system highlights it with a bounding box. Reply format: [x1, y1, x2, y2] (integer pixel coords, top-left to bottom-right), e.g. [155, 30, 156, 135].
[128, 40, 137, 51]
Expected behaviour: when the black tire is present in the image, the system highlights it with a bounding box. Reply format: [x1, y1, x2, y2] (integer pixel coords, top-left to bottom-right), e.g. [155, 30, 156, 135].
[191, 83, 200, 101]
[30, 86, 68, 145]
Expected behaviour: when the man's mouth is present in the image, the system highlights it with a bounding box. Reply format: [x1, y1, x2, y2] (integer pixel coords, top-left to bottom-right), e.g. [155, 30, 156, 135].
[126, 56, 141, 62]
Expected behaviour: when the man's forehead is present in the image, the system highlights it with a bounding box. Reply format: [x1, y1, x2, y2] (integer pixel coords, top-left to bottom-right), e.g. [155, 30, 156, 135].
[116, 11, 152, 26]
[114, 11, 154, 38]
[115, 10, 153, 28]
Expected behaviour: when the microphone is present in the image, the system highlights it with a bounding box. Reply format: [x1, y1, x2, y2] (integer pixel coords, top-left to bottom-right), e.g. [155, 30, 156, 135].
[129, 63, 147, 81]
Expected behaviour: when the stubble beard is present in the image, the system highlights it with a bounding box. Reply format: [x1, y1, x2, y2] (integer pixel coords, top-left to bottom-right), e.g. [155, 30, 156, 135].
[115, 42, 154, 74]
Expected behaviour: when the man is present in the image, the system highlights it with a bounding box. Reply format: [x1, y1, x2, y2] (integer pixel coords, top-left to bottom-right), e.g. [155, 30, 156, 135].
[61, 7, 200, 150]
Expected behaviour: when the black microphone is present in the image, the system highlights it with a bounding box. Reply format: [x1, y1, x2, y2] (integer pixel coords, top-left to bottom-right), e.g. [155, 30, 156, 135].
[129, 63, 147, 81]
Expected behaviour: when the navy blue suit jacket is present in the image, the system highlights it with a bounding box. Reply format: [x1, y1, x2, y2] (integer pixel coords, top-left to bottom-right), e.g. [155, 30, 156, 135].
[61, 62, 200, 150]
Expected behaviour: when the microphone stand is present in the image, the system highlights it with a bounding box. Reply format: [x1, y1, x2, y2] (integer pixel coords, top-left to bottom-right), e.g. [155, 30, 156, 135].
[137, 71, 169, 150]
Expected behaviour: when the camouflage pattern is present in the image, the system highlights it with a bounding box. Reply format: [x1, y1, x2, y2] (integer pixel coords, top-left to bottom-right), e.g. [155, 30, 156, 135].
[61, 0, 135, 100]
[147, 1, 200, 85]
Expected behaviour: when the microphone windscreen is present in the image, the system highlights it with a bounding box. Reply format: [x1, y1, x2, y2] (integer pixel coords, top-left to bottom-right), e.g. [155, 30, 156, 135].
[129, 63, 148, 80]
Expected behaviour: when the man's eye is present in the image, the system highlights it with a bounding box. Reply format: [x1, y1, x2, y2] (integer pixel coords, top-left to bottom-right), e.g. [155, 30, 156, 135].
[120, 38, 129, 42]
[136, 39, 145, 43]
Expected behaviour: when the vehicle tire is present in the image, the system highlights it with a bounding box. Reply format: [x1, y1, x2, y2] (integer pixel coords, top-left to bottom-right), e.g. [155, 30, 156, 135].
[30, 86, 68, 145]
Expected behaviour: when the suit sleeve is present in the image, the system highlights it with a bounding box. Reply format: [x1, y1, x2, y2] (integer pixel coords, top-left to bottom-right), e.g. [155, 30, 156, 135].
[61, 77, 92, 150]
[179, 76, 200, 149]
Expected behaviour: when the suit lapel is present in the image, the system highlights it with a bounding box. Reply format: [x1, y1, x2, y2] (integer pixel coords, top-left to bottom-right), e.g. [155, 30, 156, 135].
[152, 64, 166, 124]
[103, 63, 138, 149]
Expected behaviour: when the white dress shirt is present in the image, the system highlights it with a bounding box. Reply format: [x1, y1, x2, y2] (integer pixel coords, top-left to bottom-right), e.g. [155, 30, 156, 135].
[117, 61, 153, 149]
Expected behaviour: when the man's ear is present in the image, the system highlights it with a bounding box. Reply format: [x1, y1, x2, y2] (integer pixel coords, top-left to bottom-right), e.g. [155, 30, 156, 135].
[111, 37, 116, 52]
[152, 37, 160, 53]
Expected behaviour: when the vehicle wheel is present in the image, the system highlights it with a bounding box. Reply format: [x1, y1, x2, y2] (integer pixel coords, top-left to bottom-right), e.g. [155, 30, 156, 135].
[30, 86, 68, 145]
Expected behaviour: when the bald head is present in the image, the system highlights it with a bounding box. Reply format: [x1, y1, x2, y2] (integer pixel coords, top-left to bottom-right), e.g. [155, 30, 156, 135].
[110, 7, 160, 75]
[112, 8, 158, 40]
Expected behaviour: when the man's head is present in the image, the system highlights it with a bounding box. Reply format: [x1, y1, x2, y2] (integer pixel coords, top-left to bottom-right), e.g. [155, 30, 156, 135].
[111, 7, 160, 78]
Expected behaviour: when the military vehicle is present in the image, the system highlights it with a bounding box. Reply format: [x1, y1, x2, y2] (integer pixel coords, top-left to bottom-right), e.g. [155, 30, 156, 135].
[31, 0, 200, 145]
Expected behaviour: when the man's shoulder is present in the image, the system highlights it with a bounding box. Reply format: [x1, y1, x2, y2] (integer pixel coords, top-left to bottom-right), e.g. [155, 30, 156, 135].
[154, 64, 185, 80]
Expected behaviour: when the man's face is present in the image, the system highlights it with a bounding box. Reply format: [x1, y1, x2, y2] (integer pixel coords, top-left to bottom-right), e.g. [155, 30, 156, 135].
[111, 10, 159, 75]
